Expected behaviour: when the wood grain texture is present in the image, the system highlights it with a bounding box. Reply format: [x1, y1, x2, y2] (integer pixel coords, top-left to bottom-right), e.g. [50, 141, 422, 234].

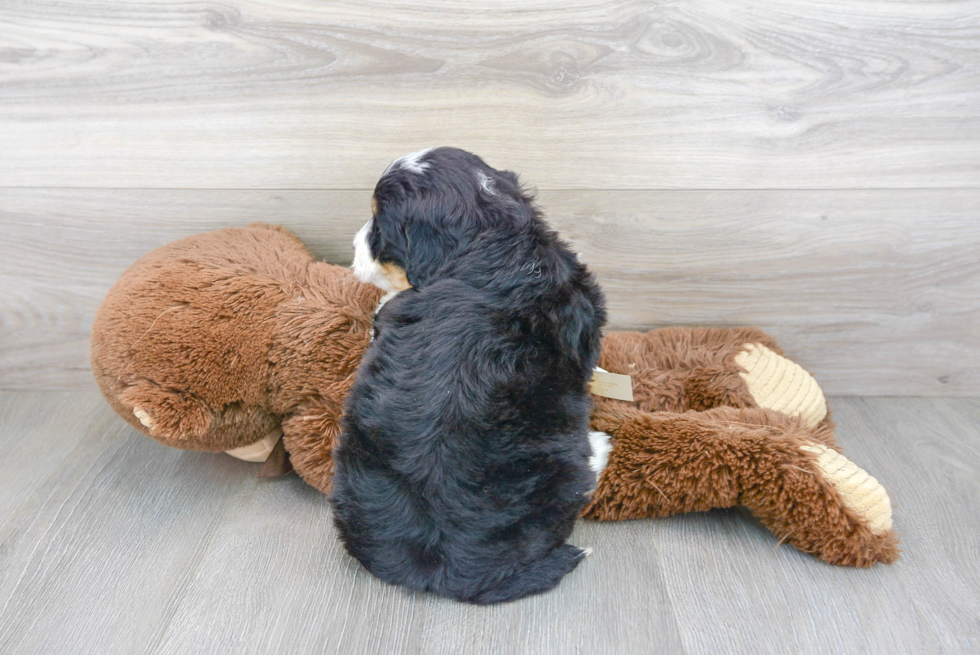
[2, 188, 977, 394]
[654, 396, 980, 654]
[0, 391, 107, 529]
[0, 392, 263, 654]
[1, 0, 978, 189]
[1, 391, 978, 653]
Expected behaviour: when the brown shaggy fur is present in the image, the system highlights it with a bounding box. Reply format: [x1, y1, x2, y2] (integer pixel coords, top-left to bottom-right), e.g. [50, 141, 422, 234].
[584, 405, 898, 567]
[90, 224, 383, 488]
[91, 225, 899, 568]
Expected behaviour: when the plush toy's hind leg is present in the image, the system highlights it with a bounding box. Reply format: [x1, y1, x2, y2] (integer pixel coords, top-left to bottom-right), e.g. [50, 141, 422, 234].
[584, 405, 899, 567]
[599, 327, 829, 433]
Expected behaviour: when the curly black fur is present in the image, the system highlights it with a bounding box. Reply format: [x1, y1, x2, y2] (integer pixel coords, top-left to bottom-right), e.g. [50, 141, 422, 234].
[331, 147, 607, 604]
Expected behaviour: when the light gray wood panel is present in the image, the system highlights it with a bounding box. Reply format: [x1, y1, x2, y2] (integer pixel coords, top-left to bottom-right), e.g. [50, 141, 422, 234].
[2, 188, 977, 395]
[841, 397, 980, 654]
[414, 520, 683, 655]
[1, 0, 978, 189]
[0, 188, 373, 287]
[149, 476, 431, 655]
[0, 391, 107, 531]
[645, 511, 932, 654]
[152, 502, 685, 654]
[562, 188, 980, 396]
[647, 396, 980, 655]
[0, 393, 284, 654]
[0, 394, 264, 654]
[0, 392, 686, 654]
[2, 392, 979, 653]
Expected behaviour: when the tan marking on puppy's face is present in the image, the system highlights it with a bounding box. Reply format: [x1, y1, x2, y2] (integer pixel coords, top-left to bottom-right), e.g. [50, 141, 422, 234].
[381, 263, 411, 291]
[370, 196, 378, 216]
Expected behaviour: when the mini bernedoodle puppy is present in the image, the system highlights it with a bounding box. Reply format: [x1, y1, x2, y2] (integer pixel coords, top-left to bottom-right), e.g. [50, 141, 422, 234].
[331, 147, 607, 604]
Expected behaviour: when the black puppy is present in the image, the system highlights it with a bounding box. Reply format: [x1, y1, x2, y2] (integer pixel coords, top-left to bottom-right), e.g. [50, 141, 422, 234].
[331, 147, 607, 604]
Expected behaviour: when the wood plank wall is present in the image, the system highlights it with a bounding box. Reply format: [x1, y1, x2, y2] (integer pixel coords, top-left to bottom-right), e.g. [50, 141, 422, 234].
[1, 0, 978, 394]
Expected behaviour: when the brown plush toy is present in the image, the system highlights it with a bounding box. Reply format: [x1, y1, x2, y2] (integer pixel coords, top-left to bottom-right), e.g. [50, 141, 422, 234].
[91, 224, 899, 568]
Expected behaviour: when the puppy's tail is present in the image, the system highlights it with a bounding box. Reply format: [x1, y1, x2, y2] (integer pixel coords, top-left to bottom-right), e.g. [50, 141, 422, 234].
[465, 544, 588, 605]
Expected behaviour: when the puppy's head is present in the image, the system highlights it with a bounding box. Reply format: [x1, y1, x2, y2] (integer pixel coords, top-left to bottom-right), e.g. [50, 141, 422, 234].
[351, 147, 531, 291]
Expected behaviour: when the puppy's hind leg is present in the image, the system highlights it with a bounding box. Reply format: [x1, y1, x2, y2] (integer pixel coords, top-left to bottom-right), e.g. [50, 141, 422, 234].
[467, 544, 587, 605]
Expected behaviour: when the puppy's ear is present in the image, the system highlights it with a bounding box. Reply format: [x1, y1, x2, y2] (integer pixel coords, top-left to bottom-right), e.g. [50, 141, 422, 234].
[493, 169, 537, 213]
[541, 255, 606, 370]
[372, 208, 460, 289]
[554, 287, 604, 369]
[498, 170, 521, 187]
[402, 221, 459, 287]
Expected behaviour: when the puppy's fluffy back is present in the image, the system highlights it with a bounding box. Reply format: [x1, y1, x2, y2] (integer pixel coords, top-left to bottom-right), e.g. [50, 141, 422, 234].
[331, 148, 606, 604]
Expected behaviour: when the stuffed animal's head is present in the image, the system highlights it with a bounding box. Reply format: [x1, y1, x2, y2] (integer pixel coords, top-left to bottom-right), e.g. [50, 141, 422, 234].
[351, 146, 532, 291]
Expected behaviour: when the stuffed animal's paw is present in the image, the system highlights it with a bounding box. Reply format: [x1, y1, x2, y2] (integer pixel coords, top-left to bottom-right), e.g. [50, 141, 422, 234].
[800, 443, 893, 535]
[133, 407, 156, 430]
[735, 343, 827, 428]
[119, 382, 214, 441]
[130, 403, 200, 440]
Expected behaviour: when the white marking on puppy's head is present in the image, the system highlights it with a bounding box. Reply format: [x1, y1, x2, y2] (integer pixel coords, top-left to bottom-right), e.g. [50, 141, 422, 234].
[383, 148, 434, 176]
[351, 219, 410, 293]
[475, 170, 496, 196]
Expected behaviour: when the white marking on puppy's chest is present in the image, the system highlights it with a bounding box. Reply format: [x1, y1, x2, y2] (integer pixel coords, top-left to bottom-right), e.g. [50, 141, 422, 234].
[588, 431, 612, 477]
[374, 290, 400, 315]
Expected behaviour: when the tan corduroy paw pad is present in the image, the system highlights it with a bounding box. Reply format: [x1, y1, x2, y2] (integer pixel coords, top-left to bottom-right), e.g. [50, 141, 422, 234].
[735, 343, 827, 428]
[800, 443, 893, 534]
[226, 429, 283, 463]
[133, 407, 155, 431]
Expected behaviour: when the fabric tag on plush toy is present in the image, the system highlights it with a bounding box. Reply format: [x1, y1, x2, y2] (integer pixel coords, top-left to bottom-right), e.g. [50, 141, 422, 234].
[589, 369, 634, 401]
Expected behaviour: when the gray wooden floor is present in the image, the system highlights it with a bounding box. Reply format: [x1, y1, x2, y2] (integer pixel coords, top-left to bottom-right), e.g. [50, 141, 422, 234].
[1, 391, 977, 654]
